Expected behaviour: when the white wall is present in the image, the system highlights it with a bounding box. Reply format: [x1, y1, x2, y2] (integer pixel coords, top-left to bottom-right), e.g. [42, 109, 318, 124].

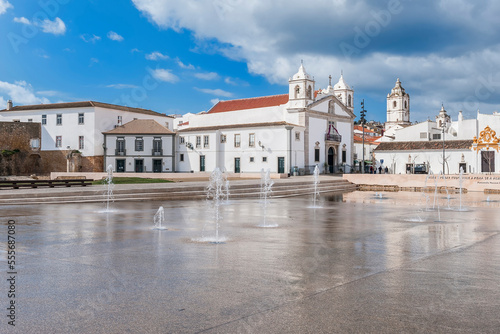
[0, 107, 97, 155]
[104, 134, 174, 173]
[375, 150, 478, 174]
[176, 126, 305, 173]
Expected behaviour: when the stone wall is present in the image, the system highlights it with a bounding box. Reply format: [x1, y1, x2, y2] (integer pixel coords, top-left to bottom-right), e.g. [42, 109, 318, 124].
[39, 151, 104, 173]
[0, 122, 41, 176]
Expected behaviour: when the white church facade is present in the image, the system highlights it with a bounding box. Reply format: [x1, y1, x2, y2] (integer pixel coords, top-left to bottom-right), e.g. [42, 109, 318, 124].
[176, 65, 356, 174]
[375, 79, 500, 175]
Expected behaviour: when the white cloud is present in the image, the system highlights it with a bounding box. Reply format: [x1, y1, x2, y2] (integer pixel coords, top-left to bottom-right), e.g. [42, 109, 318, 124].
[34, 49, 50, 59]
[89, 58, 99, 67]
[107, 31, 124, 42]
[131, 48, 141, 53]
[146, 51, 169, 60]
[176, 59, 195, 70]
[80, 34, 101, 43]
[210, 98, 220, 105]
[151, 69, 179, 83]
[194, 72, 219, 81]
[36, 90, 60, 96]
[0, 0, 12, 15]
[195, 87, 233, 97]
[13, 17, 30, 25]
[106, 84, 140, 89]
[15, 16, 66, 35]
[0, 80, 50, 106]
[40, 17, 66, 35]
[132, 0, 500, 121]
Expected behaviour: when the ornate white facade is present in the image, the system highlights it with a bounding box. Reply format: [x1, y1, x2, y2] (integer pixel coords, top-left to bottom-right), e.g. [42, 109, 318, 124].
[176, 65, 356, 174]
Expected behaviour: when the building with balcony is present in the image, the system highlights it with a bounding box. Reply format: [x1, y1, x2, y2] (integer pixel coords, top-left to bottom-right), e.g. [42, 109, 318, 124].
[103, 119, 175, 173]
[0, 100, 173, 173]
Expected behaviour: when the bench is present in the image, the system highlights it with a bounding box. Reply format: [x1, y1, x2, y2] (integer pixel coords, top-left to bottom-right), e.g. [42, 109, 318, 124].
[0, 179, 94, 189]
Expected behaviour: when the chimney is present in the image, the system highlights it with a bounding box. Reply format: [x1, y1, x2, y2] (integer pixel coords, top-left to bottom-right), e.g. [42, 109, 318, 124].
[7, 100, 13, 110]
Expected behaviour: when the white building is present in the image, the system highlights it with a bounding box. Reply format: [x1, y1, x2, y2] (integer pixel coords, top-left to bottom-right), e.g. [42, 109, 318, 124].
[103, 119, 175, 173]
[176, 65, 355, 174]
[376, 83, 500, 174]
[0, 100, 173, 172]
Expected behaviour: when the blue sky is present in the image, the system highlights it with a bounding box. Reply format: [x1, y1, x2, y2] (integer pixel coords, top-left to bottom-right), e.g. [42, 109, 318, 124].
[2, 0, 500, 123]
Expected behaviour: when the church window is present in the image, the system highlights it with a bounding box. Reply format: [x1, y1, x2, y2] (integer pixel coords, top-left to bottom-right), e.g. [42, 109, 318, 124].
[420, 132, 427, 139]
[295, 132, 300, 140]
[433, 133, 441, 140]
[393, 101, 397, 108]
[314, 148, 320, 162]
[404, 101, 407, 109]
[348, 95, 352, 107]
[294, 85, 300, 99]
[438, 120, 442, 127]
[307, 85, 312, 99]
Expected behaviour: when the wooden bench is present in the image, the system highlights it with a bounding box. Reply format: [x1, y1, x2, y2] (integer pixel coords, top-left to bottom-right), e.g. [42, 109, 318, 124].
[0, 179, 94, 189]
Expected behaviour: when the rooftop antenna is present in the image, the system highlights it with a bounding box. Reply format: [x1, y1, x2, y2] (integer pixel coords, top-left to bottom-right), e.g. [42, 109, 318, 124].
[329, 75, 332, 86]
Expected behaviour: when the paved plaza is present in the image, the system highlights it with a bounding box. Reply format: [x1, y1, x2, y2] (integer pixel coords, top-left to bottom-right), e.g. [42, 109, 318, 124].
[1, 190, 500, 333]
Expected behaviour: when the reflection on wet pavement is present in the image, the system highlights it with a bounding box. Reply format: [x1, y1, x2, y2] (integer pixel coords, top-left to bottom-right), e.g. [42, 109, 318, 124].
[1, 191, 499, 333]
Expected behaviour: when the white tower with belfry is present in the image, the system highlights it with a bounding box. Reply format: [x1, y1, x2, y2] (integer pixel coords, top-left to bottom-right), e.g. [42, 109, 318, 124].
[385, 78, 410, 131]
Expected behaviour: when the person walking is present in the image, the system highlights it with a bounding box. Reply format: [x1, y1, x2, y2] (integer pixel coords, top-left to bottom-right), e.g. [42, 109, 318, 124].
[378, 166, 382, 174]
[384, 166, 389, 174]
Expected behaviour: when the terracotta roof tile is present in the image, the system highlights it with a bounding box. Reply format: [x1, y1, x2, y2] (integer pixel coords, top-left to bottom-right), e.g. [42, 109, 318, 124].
[375, 140, 473, 151]
[207, 94, 289, 113]
[354, 135, 382, 143]
[1, 101, 172, 118]
[103, 119, 173, 135]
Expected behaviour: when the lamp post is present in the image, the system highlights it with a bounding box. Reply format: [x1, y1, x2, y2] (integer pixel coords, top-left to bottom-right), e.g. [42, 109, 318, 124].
[360, 100, 367, 173]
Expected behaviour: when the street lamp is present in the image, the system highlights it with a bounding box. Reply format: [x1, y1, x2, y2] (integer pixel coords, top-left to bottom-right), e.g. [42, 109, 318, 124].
[360, 100, 367, 173]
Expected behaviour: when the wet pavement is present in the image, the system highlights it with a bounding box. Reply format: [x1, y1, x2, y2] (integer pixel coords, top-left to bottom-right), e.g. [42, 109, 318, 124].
[1, 191, 500, 333]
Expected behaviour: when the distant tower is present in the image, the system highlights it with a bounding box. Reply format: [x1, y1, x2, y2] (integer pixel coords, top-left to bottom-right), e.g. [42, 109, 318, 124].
[435, 105, 451, 128]
[288, 63, 315, 109]
[333, 73, 354, 112]
[385, 78, 410, 130]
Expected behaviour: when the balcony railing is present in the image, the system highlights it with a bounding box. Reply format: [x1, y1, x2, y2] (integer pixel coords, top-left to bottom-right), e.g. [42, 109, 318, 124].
[152, 149, 163, 156]
[325, 134, 342, 142]
[115, 149, 126, 156]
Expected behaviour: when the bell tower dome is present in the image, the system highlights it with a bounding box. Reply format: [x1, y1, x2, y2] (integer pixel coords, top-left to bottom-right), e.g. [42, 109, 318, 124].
[288, 63, 315, 109]
[333, 73, 354, 112]
[385, 78, 410, 130]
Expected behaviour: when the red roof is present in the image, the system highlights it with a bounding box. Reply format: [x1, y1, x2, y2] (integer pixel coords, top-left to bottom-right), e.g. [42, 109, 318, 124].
[354, 135, 382, 143]
[354, 125, 376, 133]
[208, 94, 289, 113]
[178, 121, 189, 126]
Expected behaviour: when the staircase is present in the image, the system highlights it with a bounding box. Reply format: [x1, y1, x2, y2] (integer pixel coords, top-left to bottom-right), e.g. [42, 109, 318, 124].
[0, 178, 357, 205]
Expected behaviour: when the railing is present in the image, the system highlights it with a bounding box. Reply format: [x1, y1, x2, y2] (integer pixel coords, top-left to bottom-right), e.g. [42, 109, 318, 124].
[325, 134, 342, 142]
[115, 149, 126, 156]
[152, 149, 163, 156]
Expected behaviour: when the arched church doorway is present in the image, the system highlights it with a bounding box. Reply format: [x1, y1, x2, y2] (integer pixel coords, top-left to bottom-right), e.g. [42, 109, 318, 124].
[328, 147, 335, 173]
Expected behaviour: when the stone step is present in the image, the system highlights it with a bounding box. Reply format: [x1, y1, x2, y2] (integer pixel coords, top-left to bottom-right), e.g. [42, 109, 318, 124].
[0, 179, 357, 205]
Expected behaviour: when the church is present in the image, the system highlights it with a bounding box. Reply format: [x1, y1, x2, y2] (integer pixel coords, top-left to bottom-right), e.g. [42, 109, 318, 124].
[175, 64, 356, 174]
[376, 79, 500, 174]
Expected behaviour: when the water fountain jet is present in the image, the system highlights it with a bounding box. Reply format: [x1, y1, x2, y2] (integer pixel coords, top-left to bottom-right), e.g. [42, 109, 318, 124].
[153, 206, 167, 230]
